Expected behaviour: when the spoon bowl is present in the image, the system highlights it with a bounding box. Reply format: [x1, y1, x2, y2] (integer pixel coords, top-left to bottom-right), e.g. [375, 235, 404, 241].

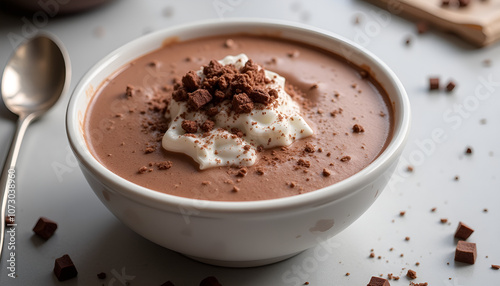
[0, 34, 70, 260]
[2, 35, 67, 117]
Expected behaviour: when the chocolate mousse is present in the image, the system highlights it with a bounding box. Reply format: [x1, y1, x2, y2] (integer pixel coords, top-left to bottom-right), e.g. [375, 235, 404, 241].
[84, 35, 394, 201]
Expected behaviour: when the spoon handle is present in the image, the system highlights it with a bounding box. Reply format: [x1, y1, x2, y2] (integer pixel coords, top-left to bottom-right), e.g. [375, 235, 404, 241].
[0, 113, 36, 260]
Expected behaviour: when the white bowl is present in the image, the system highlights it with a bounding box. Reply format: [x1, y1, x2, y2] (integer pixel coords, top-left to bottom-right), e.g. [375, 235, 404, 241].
[66, 19, 410, 267]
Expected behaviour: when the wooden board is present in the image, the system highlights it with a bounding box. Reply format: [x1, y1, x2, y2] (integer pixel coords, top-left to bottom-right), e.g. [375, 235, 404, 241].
[363, 0, 500, 47]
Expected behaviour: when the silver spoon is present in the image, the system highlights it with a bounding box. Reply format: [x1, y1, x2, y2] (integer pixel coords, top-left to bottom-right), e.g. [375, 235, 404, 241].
[0, 34, 70, 259]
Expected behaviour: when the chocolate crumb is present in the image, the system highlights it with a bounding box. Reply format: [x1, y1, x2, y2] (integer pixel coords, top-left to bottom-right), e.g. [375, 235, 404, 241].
[340, 156, 351, 162]
[53, 254, 78, 281]
[144, 146, 155, 154]
[409, 283, 428, 286]
[399, 211, 406, 216]
[369, 252, 375, 258]
[232, 186, 240, 192]
[138, 166, 148, 174]
[352, 124, 365, 133]
[465, 147, 473, 154]
[125, 84, 135, 97]
[492, 264, 500, 270]
[429, 77, 440, 90]
[431, 207, 437, 212]
[224, 39, 235, 48]
[455, 240, 476, 264]
[367, 276, 390, 286]
[440, 218, 448, 223]
[454, 221, 474, 240]
[322, 168, 331, 177]
[200, 120, 215, 132]
[237, 167, 248, 177]
[405, 236, 410, 241]
[406, 165, 414, 172]
[157, 161, 173, 170]
[416, 262, 420, 266]
[33, 217, 58, 240]
[304, 143, 316, 153]
[97, 272, 106, 279]
[484, 208, 488, 213]
[256, 167, 265, 175]
[201, 181, 211, 185]
[199, 276, 222, 286]
[182, 120, 198, 133]
[406, 269, 417, 279]
[297, 159, 311, 168]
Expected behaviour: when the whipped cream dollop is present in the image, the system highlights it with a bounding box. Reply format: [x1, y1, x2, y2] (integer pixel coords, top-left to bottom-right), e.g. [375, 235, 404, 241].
[162, 54, 313, 170]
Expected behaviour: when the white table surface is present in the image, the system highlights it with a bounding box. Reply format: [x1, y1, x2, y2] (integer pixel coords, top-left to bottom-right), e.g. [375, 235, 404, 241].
[1, 0, 499, 285]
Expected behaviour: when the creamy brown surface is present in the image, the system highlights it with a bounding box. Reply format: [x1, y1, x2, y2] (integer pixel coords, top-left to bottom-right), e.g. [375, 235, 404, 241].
[85, 35, 393, 201]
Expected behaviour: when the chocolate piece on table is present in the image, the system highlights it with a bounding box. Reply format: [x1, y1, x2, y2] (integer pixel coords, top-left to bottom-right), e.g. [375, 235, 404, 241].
[367, 276, 390, 286]
[33, 217, 58, 240]
[455, 240, 477, 264]
[446, 81, 456, 92]
[406, 269, 417, 279]
[429, 77, 440, 90]
[454, 221, 474, 240]
[54, 254, 78, 281]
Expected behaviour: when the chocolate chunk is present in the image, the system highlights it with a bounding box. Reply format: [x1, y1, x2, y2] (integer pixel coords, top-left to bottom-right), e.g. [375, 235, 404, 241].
[352, 124, 365, 133]
[200, 120, 215, 132]
[455, 240, 477, 264]
[454, 221, 474, 240]
[33, 217, 58, 240]
[249, 89, 271, 104]
[181, 120, 198, 133]
[172, 87, 188, 101]
[268, 89, 278, 99]
[156, 161, 173, 170]
[231, 73, 253, 93]
[406, 269, 417, 279]
[429, 77, 440, 90]
[182, 70, 201, 92]
[200, 276, 222, 286]
[367, 276, 390, 286]
[161, 281, 176, 286]
[203, 60, 224, 77]
[446, 81, 456, 92]
[232, 93, 254, 114]
[240, 59, 259, 74]
[97, 272, 106, 279]
[188, 89, 212, 110]
[53, 254, 78, 281]
[237, 167, 248, 177]
[297, 159, 311, 168]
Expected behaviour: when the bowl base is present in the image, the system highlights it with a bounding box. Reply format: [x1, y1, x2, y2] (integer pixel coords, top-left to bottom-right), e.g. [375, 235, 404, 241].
[185, 251, 303, 268]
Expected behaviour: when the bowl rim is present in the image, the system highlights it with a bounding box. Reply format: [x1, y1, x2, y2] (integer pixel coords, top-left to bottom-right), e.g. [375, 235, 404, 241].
[66, 18, 410, 214]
